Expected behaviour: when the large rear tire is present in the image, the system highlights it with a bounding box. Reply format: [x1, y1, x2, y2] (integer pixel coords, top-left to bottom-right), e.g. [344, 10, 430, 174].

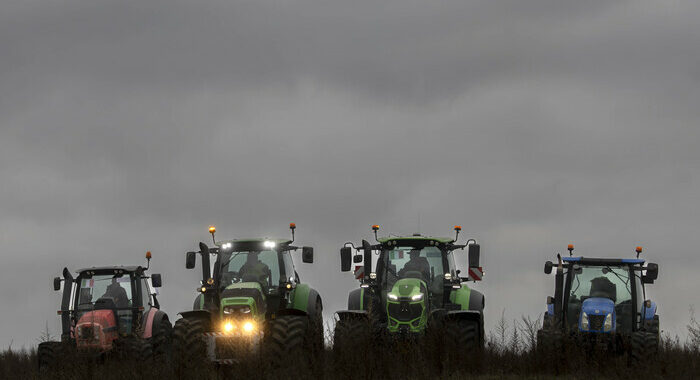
[122, 338, 152, 361]
[445, 318, 481, 350]
[264, 315, 309, 368]
[151, 318, 172, 362]
[631, 330, 657, 363]
[332, 318, 371, 355]
[38, 341, 62, 372]
[172, 318, 207, 374]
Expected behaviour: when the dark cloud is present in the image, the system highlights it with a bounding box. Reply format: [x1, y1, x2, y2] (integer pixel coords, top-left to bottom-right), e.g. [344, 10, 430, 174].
[1, 0, 700, 348]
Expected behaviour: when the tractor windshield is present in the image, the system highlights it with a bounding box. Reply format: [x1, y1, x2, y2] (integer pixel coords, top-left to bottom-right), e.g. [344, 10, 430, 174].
[218, 250, 281, 288]
[567, 265, 634, 330]
[380, 246, 445, 292]
[75, 274, 133, 310]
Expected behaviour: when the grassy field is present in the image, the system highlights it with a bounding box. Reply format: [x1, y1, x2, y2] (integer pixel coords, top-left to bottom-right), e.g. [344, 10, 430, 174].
[3, 315, 699, 379]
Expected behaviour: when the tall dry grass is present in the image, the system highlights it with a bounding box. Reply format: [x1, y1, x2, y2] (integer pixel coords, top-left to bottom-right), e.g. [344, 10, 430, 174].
[4, 312, 700, 379]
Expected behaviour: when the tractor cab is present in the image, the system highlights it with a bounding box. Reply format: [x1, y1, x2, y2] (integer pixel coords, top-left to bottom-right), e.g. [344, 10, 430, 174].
[336, 225, 485, 342]
[562, 258, 645, 334]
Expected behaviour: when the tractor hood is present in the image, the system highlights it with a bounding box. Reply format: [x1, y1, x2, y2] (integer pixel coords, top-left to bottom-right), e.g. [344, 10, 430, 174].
[388, 278, 425, 300]
[386, 278, 428, 333]
[579, 297, 616, 333]
[219, 282, 267, 318]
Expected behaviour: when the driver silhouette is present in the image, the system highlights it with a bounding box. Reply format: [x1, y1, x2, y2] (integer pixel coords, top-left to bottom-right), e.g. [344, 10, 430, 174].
[398, 249, 431, 281]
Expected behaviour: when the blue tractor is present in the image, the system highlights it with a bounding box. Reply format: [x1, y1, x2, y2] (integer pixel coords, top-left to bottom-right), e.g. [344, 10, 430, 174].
[537, 244, 660, 361]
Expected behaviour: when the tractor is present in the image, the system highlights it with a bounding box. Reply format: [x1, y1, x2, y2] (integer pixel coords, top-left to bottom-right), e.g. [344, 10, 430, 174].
[333, 225, 485, 351]
[537, 244, 660, 361]
[38, 252, 171, 370]
[172, 223, 323, 368]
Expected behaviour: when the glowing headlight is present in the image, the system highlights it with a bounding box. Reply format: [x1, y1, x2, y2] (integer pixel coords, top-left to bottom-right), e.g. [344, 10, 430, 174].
[223, 322, 234, 333]
[603, 313, 613, 332]
[581, 312, 589, 330]
[411, 293, 424, 302]
[444, 273, 452, 280]
[369, 272, 377, 280]
[242, 321, 255, 333]
[263, 240, 276, 248]
[221, 242, 232, 250]
[387, 294, 398, 301]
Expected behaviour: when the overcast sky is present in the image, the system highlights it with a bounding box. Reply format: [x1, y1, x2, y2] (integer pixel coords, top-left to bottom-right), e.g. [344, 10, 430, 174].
[2, 0, 700, 349]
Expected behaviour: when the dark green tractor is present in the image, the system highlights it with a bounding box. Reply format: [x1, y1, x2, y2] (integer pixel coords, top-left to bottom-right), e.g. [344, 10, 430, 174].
[172, 224, 323, 368]
[333, 225, 485, 351]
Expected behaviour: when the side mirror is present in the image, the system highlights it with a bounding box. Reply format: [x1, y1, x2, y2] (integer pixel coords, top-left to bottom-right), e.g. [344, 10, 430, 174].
[544, 261, 553, 274]
[151, 274, 162, 288]
[643, 263, 658, 283]
[353, 254, 363, 263]
[468, 243, 480, 268]
[340, 247, 352, 272]
[302, 246, 314, 263]
[186, 252, 196, 269]
[53, 277, 61, 291]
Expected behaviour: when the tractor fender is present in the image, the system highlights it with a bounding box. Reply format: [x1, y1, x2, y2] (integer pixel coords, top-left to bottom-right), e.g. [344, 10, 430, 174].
[347, 288, 366, 310]
[276, 308, 307, 317]
[178, 309, 212, 324]
[468, 289, 485, 312]
[193, 294, 205, 310]
[143, 309, 169, 339]
[335, 310, 369, 323]
[445, 310, 482, 323]
[287, 284, 311, 314]
[306, 288, 323, 320]
[644, 301, 657, 320]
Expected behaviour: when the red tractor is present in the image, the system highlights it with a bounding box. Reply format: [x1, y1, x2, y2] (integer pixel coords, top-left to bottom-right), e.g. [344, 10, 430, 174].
[38, 252, 171, 370]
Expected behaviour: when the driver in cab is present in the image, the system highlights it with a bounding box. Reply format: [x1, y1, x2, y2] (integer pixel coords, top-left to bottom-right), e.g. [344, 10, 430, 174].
[239, 252, 270, 286]
[398, 249, 431, 282]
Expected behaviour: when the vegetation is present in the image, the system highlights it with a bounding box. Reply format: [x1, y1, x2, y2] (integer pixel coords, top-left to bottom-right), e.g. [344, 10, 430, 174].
[3, 312, 700, 379]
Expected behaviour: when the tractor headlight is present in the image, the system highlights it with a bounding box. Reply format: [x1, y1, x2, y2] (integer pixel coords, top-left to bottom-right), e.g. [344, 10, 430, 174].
[603, 313, 613, 332]
[388, 294, 398, 301]
[242, 320, 256, 333]
[581, 312, 589, 330]
[223, 322, 235, 333]
[411, 293, 424, 302]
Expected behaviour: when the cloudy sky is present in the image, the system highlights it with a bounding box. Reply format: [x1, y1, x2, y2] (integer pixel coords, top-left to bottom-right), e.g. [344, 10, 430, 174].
[1, 0, 699, 349]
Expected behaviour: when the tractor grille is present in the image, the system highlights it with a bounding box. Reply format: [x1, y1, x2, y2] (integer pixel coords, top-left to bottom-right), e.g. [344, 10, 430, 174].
[388, 301, 423, 322]
[588, 315, 605, 331]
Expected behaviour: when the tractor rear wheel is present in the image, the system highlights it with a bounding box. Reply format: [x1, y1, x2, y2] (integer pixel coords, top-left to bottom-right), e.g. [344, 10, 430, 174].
[151, 318, 172, 361]
[445, 318, 481, 350]
[631, 330, 657, 363]
[332, 318, 371, 355]
[332, 318, 371, 374]
[536, 329, 563, 357]
[264, 315, 309, 367]
[38, 341, 62, 372]
[172, 318, 207, 373]
[122, 338, 152, 361]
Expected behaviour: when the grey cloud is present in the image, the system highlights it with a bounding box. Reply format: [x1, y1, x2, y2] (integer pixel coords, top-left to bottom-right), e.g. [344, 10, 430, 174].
[1, 0, 700, 348]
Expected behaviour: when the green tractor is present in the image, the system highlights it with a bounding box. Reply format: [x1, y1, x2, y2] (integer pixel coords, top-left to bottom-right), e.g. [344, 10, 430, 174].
[333, 225, 485, 350]
[172, 223, 323, 368]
